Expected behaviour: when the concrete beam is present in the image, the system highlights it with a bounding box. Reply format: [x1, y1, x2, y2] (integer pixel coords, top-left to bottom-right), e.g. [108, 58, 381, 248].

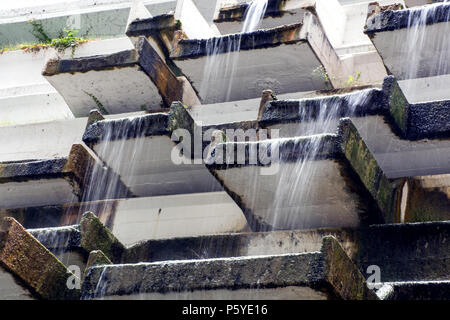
[206, 134, 381, 231]
[171, 23, 329, 104]
[82, 236, 377, 300]
[365, 3, 450, 100]
[43, 36, 196, 116]
[0, 217, 80, 300]
[4, 191, 249, 246]
[0, 144, 89, 210]
[83, 112, 223, 197]
[338, 118, 450, 224]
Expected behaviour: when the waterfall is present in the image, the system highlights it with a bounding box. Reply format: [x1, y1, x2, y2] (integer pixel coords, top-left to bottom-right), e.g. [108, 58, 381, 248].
[396, 2, 450, 101]
[75, 116, 148, 224]
[268, 90, 372, 229]
[199, 0, 268, 103]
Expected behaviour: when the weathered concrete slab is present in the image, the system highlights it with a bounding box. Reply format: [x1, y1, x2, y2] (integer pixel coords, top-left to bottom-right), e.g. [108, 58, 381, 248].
[0, 37, 141, 127]
[339, 118, 450, 224]
[365, 3, 450, 100]
[125, 220, 450, 284]
[7, 191, 249, 246]
[82, 236, 377, 300]
[28, 224, 86, 272]
[43, 37, 194, 116]
[0, 217, 80, 300]
[125, 227, 358, 263]
[214, 0, 312, 34]
[206, 134, 381, 231]
[0, 144, 95, 210]
[382, 76, 450, 139]
[355, 221, 450, 282]
[171, 23, 329, 104]
[0, 117, 87, 162]
[260, 86, 383, 137]
[83, 113, 223, 197]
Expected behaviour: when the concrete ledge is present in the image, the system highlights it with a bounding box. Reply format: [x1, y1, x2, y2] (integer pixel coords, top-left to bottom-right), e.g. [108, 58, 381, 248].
[207, 134, 340, 168]
[0, 217, 79, 300]
[206, 134, 380, 231]
[383, 76, 450, 139]
[338, 117, 450, 223]
[259, 87, 384, 125]
[356, 220, 450, 282]
[172, 23, 304, 59]
[82, 236, 377, 300]
[0, 144, 94, 209]
[214, 0, 311, 34]
[43, 37, 190, 116]
[126, 13, 177, 37]
[83, 112, 169, 146]
[29, 225, 81, 252]
[339, 118, 404, 223]
[3, 191, 249, 246]
[170, 22, 329, 103]
[365, 2, 450, 33]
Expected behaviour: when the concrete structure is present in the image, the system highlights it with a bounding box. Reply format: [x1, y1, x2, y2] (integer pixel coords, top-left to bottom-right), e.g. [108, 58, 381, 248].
[43, 37, 197, 116]
[0, 0, 448, 301]
[365, 2, 450, 102]
[0, 144, 94, 210]
[0, 0, 177, 47]
[82, 236, 378, 300]
[206, 135, 379, 231]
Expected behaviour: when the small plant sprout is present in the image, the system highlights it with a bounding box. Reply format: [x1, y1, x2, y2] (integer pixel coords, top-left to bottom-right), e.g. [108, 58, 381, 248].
[51, 28, 87, 56]
[346, 71, 362, 87]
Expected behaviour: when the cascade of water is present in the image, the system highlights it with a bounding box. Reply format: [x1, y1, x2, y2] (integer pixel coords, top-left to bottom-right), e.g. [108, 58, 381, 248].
[199, 0, 268, 103]
[241, 0, 268, 33]
[268, 90, 372, 229]
[397, 2, 450, 100]
[75, 116, 147, 224]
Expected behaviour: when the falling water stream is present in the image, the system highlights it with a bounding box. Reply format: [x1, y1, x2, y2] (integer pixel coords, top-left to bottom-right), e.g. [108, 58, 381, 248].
[268, 90, 372, 229]
[70, 116, 148, 229]
[395, 1, 450, 102]
[199, 0, 268, 103]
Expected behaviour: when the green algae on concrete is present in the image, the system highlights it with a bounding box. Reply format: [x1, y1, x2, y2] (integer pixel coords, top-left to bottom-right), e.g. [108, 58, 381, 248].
[403, 177, 450, 223]
[0, 217, 80, 300]
[386, 78, 409, 136]
[83, 250, 112, 280]
[80, 212, 125, 263]
[339, 118, 402, 223]
[321, 235, 378, 300]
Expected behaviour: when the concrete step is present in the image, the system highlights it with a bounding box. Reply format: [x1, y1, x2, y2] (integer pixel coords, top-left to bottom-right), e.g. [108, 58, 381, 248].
[0, 217, 80, 299]
[81, 235, 377, 300]
[0, 144, 98, 210]
[206, 134, 381, 231]
[214, 0, 311, 35]
[170, 22, 331, 103]
[365, 2, 450, 101]
[26, 213, 448, 299]
[339, 117, 450, 224]
[82, 112, 223, 197]
[11, 191, 248, 245]
[42, 37, 197, 116]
